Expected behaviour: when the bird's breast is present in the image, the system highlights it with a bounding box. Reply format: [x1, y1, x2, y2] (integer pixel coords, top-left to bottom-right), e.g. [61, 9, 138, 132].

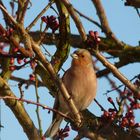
[61, 67, 97, 111]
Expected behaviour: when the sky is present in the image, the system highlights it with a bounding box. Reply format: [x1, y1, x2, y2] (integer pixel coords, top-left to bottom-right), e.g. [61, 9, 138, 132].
[0, 0, 140, 140]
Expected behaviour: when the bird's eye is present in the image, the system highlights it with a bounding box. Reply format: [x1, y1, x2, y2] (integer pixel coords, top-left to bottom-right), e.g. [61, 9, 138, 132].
[81, 55, 84, 58]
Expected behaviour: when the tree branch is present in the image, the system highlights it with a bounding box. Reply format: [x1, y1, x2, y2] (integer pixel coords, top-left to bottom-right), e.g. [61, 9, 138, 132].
[16, 0, 30, 24]
[0, 95, 71, 120]
[0, 4, 17, 26]
[93, 50, 140, 98]
[91, 0, 123, 46]
[0, 76, 42, 140]
[26, 0, 54, 31]
[74, 8, 103, 30]
[10, 76, 44, 87]
[81, 110, 140, 140]
[35, 75, 43, 136]
[28, 32, 140, 77]
[61, 0, 87, 42]
[51, 0, 70, 72]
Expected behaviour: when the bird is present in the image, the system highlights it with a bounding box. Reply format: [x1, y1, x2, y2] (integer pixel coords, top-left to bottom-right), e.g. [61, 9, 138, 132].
[44, 49, 97, 138]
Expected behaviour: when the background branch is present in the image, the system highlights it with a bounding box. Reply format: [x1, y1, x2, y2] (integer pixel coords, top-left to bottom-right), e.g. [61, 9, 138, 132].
[81, 110, 140, 140]
[61, 0, 87, 41]
[91, 0, 123, 46]
[74, 8, 103, 30]
[0, 76, 41, 140]
[26, 0, 54, 31]
[0, 0, 139, 139]
[0, 95, 71, 120]
[93, 50, 140, 98]
[51, 0, 70, 72]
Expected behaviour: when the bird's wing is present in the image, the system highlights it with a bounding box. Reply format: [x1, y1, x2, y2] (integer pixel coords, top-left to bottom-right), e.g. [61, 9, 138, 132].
[52, 69, 69, 121]
[62, 68, 72, 95]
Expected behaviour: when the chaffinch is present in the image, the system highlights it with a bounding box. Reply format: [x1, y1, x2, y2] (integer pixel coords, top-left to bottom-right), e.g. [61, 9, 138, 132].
[44, 49, 97, 138]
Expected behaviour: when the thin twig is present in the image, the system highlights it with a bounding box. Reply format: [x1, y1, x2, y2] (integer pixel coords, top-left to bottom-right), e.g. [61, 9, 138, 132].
[42, 44, 66, 73]
[35, 74, 43, 136]
[38, 26, 48, 45]
[10, 1, 15, 16]
[15, 59, 34, 70]
[10, 76, 44, 87]
[26, 0, 54, 31]
[20, 0, 30, 24]
[0, 51, 24, 59]
[0, 96, 71, 120]
[42, 45, 52, 57]
[0, 4, 17, 26]
[94, 99, 106, 111]
[18, 83, 24, 99]
[105, 75, 122, 95]
[0, 5, 34, 57]
[103, 74, 140, 95]
[91, 0, 123, 46]
[0, 0, 13, 27]
[74, 8, 102, 30]
[135, 8, 140, 18]
[61, 0, 87, 41]
[116, 86, 126, 116]
[50, 5, 59, 16]
[94, 50, 140, 98]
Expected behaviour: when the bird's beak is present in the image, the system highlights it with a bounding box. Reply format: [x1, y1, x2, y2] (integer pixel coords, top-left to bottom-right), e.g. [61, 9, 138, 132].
[71, 53, 78, 59]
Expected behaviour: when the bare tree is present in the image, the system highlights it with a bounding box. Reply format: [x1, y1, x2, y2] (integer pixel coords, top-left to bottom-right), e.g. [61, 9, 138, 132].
[0, 0, 140, 140]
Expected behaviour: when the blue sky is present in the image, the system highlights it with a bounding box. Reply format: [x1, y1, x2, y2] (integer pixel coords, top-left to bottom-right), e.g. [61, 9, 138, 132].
[0, 0, 140, 140]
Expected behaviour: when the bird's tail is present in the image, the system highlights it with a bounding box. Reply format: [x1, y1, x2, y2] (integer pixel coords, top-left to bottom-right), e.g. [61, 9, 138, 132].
[44, 117, 63, 138]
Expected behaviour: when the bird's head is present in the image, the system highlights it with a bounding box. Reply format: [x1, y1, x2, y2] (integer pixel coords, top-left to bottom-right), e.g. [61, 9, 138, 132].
[71, 49, 93, 67]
